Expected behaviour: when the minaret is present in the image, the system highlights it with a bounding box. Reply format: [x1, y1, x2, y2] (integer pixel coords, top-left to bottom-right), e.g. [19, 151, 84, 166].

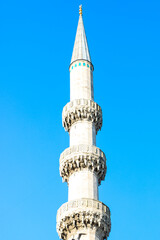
[57, 6, 111, 240]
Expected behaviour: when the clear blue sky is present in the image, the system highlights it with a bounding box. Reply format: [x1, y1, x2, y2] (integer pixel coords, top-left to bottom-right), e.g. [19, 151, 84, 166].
[0, 0, 160, 240]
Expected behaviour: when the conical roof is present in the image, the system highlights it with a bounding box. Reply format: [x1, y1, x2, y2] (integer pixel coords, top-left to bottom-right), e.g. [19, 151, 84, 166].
[71, 12, 92, 65]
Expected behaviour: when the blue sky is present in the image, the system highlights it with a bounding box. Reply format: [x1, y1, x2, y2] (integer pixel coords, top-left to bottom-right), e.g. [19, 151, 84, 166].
[0, 0, 160, 240]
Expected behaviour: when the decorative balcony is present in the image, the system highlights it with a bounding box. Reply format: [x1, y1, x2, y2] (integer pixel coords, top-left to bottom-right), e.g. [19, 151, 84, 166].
[56, 198, 111, 240]
[60, 144, 107, 185]
[62, 99, 102, 133]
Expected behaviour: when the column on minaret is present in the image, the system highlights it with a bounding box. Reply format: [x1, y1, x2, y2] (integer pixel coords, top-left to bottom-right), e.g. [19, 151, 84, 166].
[68, 11, 97, 201]
[69, 14, 95, 147]
[57, 6, 111, 240]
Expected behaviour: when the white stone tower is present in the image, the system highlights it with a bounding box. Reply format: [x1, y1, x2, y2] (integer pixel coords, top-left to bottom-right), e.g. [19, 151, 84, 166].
[56, 6, 111, 240]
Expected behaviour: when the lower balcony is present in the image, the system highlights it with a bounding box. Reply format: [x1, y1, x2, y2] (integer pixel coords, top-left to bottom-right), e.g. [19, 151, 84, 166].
[56, 198, 111, 240]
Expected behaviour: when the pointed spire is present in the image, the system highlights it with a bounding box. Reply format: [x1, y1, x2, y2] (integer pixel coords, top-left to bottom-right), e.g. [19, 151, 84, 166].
[70, 5, 92, 65]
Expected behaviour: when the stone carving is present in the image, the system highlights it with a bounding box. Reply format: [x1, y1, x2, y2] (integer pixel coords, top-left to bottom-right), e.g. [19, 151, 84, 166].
[68, 233, 86, 240]
[56, 198, 111, 240]
[62, 99, 102, 133]
[60, 145, 106, 185]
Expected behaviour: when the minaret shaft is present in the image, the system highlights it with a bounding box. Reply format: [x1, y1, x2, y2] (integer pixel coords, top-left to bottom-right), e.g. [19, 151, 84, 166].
[68, 171, 98, 201]
[56, 6, 111, 240]
[70, 121, 96, 146]
[70, 60, 94, 101]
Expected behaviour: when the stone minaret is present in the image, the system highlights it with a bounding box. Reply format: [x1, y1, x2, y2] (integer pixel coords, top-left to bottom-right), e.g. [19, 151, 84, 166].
[56, 6, 111, 240]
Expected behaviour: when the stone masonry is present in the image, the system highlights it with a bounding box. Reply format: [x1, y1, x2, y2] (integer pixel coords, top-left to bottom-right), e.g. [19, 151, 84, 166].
[56, 6, 111, 240]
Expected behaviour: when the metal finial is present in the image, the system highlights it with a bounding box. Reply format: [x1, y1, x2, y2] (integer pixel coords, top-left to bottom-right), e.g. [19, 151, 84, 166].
[79, 5, 82, 16]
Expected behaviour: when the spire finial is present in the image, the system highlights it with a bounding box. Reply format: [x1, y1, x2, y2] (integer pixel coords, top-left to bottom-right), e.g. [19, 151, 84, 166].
[79, 5, 82, 16]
